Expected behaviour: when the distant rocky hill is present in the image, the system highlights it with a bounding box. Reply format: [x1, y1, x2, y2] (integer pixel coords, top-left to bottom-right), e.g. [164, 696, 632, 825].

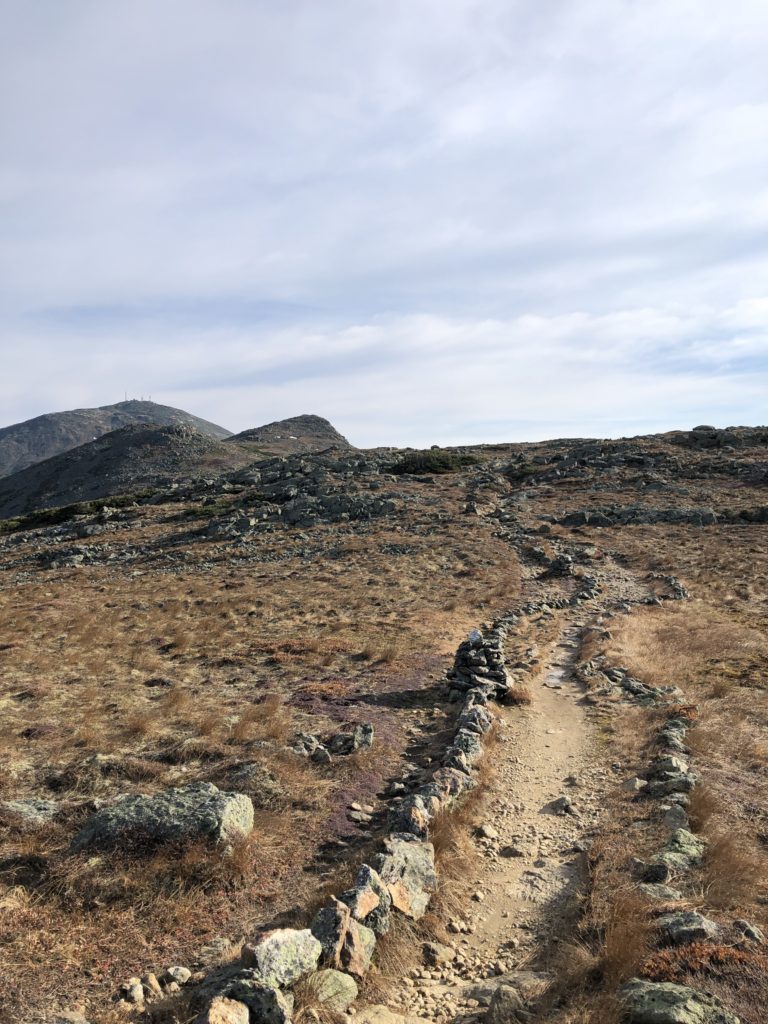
[0, 400, 232, 478]
[0, 423, 253, 519]
[228, 414, 352, 454]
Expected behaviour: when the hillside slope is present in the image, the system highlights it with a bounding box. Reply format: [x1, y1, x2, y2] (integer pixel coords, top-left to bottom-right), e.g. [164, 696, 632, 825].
[0, 399, 232, 477]
[0, 423, 253, 518]
[228, 413, 352, 454]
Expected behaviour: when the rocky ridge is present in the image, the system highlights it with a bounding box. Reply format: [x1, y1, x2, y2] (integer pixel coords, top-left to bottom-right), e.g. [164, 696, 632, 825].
[0, 399, 232, 478]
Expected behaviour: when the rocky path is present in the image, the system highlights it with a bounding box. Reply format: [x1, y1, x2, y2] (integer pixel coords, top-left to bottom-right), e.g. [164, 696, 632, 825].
[387, 617, 614, 1022]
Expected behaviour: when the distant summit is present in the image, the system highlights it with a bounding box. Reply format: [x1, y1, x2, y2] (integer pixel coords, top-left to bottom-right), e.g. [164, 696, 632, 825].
[0, 400, 232, 478]
[0, 422, 252, 519]
[229, 414, 352, 454]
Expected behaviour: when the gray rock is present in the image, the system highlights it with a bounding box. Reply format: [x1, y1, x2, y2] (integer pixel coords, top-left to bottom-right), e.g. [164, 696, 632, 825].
[389, 795, 430, 839]
[423, 941, 456, 967]
[639, 883, 683, 901]
[650, 756, 690, 777]
[164, 966, 192, 985]
[339, 864, 392, 934]
[623, 777, 648, 793]
[328, 724, 374, 755]
[196, 997, 250, 1024]
[662, 805, 690, 830]
[653, 829, 706, 873]
[734, 918, 764, 943]
[310, 898, 375, 978]
[547, 795, 576, 815]
[1, 797, 59, 825]
[219, 974, 294, 1024]
[620, 978, 740, 1023]
[373, 835, 437, 920]
[658, 911, 719, 945]
[306, 969, 359, 1011]
[485, 984, 527, 1024]
[71, 782, 253, 852]
[241, 928, 321, 988]
[229, 763, 286, 808]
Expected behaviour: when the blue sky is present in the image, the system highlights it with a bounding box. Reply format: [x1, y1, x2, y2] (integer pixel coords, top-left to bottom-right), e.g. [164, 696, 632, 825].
[1, 0, 767, 445]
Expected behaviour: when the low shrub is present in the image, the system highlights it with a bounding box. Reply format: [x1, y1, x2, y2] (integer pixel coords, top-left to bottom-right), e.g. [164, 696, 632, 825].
[386, 450, 479, 475]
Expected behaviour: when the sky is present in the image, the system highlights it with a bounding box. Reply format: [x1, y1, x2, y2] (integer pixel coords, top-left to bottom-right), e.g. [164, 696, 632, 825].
[1, 0, 767, 447]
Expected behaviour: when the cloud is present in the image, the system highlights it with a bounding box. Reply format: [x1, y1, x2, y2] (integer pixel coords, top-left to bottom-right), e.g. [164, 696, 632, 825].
[1, 1, 767, 444]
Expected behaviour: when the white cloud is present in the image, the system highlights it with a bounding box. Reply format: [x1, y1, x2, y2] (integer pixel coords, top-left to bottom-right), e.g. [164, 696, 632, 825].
[0, 0, 767, 443]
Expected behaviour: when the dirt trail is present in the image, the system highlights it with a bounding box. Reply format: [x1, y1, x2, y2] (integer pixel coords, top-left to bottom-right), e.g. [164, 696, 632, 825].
[389, 616, 614, 1022]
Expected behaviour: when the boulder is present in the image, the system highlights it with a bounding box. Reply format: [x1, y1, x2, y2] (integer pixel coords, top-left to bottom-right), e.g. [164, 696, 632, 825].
[547, 795, 576, 815]
[228, 764, 286, 808]
[653, 829, 706, 873]
[327, 724, 374, 755]
[373, 836, 437, 920]
[620, 978, 740, 1023]
[451, 729, 484, 763]
[218, 974, 294, 1024]
[241, 929, 321, 988]
[423, 941, 456, 967]
[164, 966, 192, 985]
[623, 777, 648, 793]
[658, 911, 719, 945]
[662, 805, 690, 830]
[353, 1006, 421, 1024]
[1, 797, 59, 825]
[305, 969, 358, 1011]
[70, 782, 254, 852]
[431, 766, 476, 800]
[196, 997, 250, 1024]
[311, 898, 376, 977]
[389, 795, 431, 839]
[639, 883, 683, 902]
[734, 918, 764, 943]
[339, 865, 392, 934]
[485, 984, 527, 1024]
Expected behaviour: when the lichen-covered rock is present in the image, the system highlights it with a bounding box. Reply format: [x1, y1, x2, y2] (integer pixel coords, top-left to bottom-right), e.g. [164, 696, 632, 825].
[431, 766, 476, 800]
[1, 797, 59, 825]
[228, 763, 286, 808]
[372, 835, 437, 920]
[306, 969, 359, 1011]
[451, 729, 484, 763]
[639, 883, 683, 901]
[658, 911, 719, 945]
[339, 865, 392, 934]
[241, 928, 321, 988]
[620, 978, 740, 1023]
[218, 973, 294, 1024]
[653, 829, 706, 873]
[734, 918, 764, 943]
[457, 705, 494, 736]
[650, 756, 690, 777]
[310, 898, 376, 977]
[70, 782, 254, 852]
[328, 724, 374, 755]
[389, 795, 431, 839]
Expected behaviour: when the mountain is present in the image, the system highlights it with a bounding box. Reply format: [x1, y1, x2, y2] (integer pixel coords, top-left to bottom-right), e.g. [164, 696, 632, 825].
[228, 414, 352, 454]
[0, 400, 232, 478]
[0, 423, 253, 519]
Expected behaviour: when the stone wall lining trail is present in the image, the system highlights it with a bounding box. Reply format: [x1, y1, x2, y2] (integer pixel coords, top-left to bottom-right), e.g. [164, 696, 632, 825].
[390, 617, 611, 1022]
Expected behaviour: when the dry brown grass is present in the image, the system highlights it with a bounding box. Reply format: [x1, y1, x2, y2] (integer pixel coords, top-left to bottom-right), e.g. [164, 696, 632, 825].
[502, 684, 533, 705]
[686, 784, 719, 832]
[0, 492, 525, 1020]
[700, 832, 765, 910]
